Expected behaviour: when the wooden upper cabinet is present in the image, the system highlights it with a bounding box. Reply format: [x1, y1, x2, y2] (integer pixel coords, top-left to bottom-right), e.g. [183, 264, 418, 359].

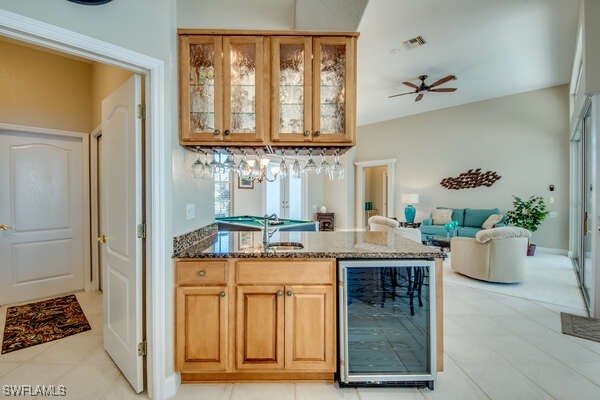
[236, 285, 285, 370]
[179, 31, 357, 147]
[270, 36, 313, 143]
[223, 36, 267, 144]
[312, 37, 356, 144]
[176, 286, 229, 372]
[284, 285, 335, 371]
[180, 35, 224, 144]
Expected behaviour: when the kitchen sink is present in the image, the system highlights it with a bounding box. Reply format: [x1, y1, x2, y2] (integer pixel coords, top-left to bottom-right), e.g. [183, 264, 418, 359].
[266, 242, 304, 251]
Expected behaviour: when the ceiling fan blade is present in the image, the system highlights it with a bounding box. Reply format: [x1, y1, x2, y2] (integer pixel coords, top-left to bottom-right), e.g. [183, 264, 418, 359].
[402, 81, 419, 89]
[429, 75, 456, 88]
[388, 92, 415, 98]
[415, 93, 424, 102]
[429, 88, 457, 92]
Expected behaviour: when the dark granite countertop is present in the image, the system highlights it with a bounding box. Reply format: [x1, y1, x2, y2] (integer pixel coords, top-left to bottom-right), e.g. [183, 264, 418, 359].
[173, 229, 444, 260]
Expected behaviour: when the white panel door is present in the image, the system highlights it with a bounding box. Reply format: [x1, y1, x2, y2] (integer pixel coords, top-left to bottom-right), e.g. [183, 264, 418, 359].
[100, 75, 144, 393]
[265, 174, 304, 219]
[0, 128, 88, 305]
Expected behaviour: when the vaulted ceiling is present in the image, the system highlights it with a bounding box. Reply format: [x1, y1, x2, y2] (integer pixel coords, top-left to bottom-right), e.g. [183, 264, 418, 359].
[356, 0, 579, 126]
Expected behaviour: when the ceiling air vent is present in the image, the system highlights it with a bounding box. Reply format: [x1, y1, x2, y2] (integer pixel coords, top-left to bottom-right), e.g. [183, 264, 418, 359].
[403, 36, 426, 49]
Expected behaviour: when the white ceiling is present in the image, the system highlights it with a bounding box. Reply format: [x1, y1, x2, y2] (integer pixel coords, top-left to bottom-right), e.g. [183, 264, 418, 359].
[356, 0, 579, 126]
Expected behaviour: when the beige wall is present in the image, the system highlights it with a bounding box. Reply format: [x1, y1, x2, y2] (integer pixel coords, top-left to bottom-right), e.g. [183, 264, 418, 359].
[347, 85, 570, 249]
[0, 39, 92, 132]
[90, 62, 133, 129]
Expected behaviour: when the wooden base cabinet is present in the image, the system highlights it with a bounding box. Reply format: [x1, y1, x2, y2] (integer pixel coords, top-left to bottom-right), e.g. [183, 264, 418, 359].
[175, 258, 336, 382]
[176, 286, 229, 372]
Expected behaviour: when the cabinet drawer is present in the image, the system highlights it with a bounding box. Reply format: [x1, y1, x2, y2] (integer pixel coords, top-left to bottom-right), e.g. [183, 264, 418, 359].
[176, 261, 227, 285]
[236, 260, 334, 284]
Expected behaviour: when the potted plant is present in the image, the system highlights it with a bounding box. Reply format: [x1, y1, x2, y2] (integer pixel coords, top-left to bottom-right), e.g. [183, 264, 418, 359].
[505, 195, 549, 256]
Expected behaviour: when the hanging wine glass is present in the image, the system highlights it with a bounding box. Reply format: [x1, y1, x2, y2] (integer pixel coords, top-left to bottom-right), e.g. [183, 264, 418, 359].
[224, 152, 235, 171]
[238, 152, 251, 178]
[201, 152, 211, 179]
[191, 150, 203, 179]
[292, 149, 302, 178]
[209, 152, 220, 176]
[332, 151, 344, 180]
[279, 151, 289, 178]
[304, 151, 318, 175]
[317, 150, 330, 176]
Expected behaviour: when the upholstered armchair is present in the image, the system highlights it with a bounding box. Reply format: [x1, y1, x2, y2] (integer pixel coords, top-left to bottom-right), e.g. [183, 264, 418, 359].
[450, 227, 531, 283]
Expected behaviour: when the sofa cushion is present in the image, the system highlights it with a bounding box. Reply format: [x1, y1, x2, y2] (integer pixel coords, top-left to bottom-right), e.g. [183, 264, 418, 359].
[464, 208, 500, 228]
[457, 227, 480, 238]
[421, 225, 448, 237]
[482, 214, 504, 229]
[438, 207, 465, 226]
[432, 209, 453, 225]
[475, 227, 532, 243]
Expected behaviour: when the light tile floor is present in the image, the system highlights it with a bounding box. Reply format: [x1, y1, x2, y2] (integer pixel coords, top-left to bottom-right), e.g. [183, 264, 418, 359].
[1, 254, 598, 399]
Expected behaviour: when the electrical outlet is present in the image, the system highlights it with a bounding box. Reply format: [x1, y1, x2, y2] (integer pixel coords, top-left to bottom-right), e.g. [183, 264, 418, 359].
[185, 203, 196, 220]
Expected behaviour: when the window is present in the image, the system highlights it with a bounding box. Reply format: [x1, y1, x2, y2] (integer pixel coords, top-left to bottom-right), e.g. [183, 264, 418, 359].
[214, 154, 232, 217]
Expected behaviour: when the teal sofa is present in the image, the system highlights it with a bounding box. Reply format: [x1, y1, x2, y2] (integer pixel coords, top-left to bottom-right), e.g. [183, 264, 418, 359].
[421, 207, 505, 241]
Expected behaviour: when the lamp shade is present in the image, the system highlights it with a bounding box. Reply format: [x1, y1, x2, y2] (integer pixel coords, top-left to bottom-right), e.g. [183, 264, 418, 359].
[401, 193, 420, 204]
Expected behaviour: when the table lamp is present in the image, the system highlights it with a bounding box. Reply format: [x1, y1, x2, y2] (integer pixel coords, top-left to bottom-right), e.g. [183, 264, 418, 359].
[401, 193, 420, 223]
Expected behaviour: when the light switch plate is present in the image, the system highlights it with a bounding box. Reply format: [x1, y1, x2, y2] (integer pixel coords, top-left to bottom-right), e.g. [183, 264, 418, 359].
[549, 211, 558, 219]
[185, 203, 196, 220]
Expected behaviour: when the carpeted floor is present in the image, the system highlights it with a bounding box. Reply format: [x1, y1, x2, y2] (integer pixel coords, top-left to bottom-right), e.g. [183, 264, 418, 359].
[1, 294, 91, 354]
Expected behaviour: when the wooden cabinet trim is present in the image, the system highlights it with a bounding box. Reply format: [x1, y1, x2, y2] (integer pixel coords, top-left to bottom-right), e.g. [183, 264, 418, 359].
[236, 259, 335, 284]
[178, 29, 359, 37]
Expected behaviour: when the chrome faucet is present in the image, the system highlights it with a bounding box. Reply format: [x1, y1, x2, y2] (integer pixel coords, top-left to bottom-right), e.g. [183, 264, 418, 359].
[263, 213, 279, 246]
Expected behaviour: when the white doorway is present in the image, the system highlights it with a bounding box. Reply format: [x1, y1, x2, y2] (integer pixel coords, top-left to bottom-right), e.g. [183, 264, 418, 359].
[265, 174, 306, 219]
[354, 159, 397, 230]
[0, 125, 90, 305]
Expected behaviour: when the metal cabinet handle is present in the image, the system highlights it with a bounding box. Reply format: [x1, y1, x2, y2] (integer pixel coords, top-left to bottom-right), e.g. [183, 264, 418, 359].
[0, 224, 11, 231]
[213, 129, 221, 135]
[219, 291, 226, 297]
[286, 290, 293, 297]
[304, 130, 311, 137]
[224, 130, 231, 136]
[97, 234, 107, 244]
[277, 290, 283, 297]
[314, 130, 321, 137]
[197, 270, 206, 277]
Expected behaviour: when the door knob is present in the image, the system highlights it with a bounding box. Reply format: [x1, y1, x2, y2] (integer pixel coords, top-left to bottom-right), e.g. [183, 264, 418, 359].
[213, 129, 221, 135]
[97, 234, 107, 244]
[197, 270, 206, 277]
[0, 224, 10, 231]
[304, 130, 311, 137]
[314, 130, 321, 137]
[286, 290, 293, 297]
[224, 130, 231, 136]
[219, 291, 226, 297]
[277, 290, 283, 296]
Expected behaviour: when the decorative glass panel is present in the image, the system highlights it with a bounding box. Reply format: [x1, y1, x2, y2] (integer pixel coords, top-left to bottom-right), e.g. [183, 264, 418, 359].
[189, 43, 215, 132]
[320, 44, 346, 134]
[230, 44, 256, 134]
[279, 44, 304, 133]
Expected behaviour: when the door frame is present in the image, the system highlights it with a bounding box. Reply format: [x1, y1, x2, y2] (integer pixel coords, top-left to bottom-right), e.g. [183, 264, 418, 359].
[0, 10, 170, 399]
[90, 126, 101, 291]
[0, 122, 91, 291]
[354, 159, 397, 230]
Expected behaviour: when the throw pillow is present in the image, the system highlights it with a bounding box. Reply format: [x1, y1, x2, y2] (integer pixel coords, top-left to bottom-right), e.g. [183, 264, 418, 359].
[482, 214, 504, 229]
[431, 209, 452, 225]
[475, 227, 531, 243]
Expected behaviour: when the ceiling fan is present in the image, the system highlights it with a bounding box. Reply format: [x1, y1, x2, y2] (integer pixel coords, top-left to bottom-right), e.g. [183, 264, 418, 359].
[388, 74, 457, 102]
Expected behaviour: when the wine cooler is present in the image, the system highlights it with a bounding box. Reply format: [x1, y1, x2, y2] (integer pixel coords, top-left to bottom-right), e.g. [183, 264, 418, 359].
[338, 260, 436, 389]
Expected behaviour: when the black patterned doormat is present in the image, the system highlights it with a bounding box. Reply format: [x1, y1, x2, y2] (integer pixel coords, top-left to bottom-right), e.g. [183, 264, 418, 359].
[561, 312, 600, 343]
[1, 294, 91, 354]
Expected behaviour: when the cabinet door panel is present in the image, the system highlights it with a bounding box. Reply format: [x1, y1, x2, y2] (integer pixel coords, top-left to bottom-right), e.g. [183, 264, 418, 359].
[285, 285, 335, 371]
[223, 36, 266, 144]
[312, 37, 355, 144]
[176, 286, 228, 372]
[179, 35, 224, 144]
[271, 36, 312, 143]
[236, 285, 285, 370]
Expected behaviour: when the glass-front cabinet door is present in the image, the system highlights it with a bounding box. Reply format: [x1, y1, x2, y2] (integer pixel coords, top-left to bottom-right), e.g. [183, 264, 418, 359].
[180, 36, 224, 144]
[223, 36, 266, 144]
[271, 37, 313, 143]
[312, 37, 355, 144]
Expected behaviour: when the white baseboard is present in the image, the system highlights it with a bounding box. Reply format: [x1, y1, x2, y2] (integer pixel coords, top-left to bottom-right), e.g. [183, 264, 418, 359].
[536, 247, 568, 256]
[164, 373, 180, 399]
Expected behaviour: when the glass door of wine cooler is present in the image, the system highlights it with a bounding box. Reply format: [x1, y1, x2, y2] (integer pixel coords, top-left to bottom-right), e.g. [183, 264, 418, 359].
[339, 260, 436, 388]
